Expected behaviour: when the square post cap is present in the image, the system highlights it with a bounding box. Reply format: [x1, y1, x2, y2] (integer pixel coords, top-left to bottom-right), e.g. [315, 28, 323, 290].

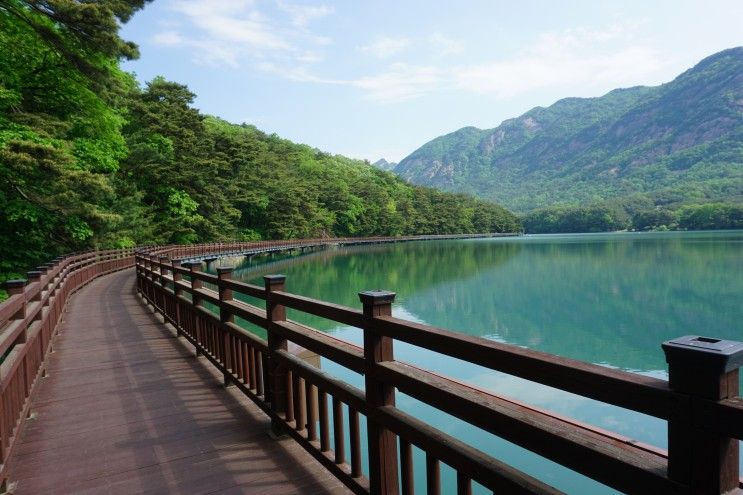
[216, 267, 234, 275]
[662, 335, 743, 374]
[204, 256, 219, 262]
[5, 279, 27, 289]
[26, 271, 44, 281]
[359, 290, 396, 306]
[264, 274, 286, 284]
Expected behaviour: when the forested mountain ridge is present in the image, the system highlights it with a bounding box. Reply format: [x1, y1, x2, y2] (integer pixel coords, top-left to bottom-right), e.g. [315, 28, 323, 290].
[395, 48, 743, 214]
[0, 0, 520, 288]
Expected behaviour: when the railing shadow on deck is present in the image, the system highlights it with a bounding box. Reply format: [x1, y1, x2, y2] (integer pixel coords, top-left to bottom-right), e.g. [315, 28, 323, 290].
[0, 248, 134, 488]
[134, 240, 743, 495]
[96, 273, 347, 493]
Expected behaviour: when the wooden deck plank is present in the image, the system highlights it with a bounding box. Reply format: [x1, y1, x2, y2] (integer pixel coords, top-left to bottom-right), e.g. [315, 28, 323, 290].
[4, 270, 351, 495]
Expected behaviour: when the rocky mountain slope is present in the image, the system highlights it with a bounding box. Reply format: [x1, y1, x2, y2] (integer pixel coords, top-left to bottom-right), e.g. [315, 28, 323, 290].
[395, 48, 743, 212]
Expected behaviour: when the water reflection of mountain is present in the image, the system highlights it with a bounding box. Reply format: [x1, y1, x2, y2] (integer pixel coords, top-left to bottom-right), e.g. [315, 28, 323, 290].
[402, 232, 743, 371]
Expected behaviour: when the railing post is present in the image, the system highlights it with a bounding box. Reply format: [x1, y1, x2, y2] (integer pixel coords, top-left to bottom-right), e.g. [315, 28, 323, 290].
[359, 290, 399, 495]
[663, 335, 743, 494]
[172, 259, 183, 336]
[134, 254, 141, 293]
[264, 275, 288, 436]
[26, 271, 43, 303]
[217, 267, 234, 387]
[158, 256, 169, 309]
[185, 261, 203, 357]
[5, 279, 27, 320]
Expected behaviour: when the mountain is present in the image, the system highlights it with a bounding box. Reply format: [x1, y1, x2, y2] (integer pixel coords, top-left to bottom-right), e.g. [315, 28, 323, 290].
[395, 48, 743, 212]
[373, 158, 397, 171]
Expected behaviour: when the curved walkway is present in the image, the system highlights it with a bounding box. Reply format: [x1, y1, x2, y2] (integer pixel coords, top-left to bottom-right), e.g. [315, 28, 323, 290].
[4, 270, 351, 495]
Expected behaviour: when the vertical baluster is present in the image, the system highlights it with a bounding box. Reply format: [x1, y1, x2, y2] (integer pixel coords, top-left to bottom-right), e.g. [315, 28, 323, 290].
[184, 261, 203, 356]
[285, 370, 295, 424]
[400, 439, 414, 495]
[217, 267, 234, 386]
[256, 352, 264, 397]
[306, 380, 318, 441]
[171, 260, 183, 336]
[158, 256, 169, 311]
[231, 334, 238, 377]
[319, 390, 330, 452]
[294, 374, 306, 432]
[333, 398, 345, 464]
[426, 454, 440, 495]
[456, 473, 472, 495]
[234, 336, 243, 382]
[249, 347, 257, 389]
[350, 408, 362, 478]
[241, 341, 249, 384]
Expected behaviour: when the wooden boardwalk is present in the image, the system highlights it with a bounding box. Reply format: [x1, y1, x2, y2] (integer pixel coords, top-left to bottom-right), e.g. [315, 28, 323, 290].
[3, 270, 351, 495]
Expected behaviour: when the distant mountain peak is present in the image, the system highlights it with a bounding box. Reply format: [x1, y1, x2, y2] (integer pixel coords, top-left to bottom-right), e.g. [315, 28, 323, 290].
[395, 47, 743, 212]
[372, 158, 397, 171]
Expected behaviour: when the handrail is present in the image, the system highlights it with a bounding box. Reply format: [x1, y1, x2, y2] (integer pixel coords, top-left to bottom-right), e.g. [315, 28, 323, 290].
[0, 248, 135, 473]
[136, 232, 517, 263]
[135, 240, 743, 495]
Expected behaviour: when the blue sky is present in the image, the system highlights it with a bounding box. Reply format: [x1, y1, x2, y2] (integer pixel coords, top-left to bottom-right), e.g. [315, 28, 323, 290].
[120, 0, 743, 162]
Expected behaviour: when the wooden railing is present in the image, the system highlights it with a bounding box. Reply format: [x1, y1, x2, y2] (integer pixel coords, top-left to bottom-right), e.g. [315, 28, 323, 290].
[140, 233, 517, 262]
[135, 243, 743, 495]
[0, 249, 134, 473]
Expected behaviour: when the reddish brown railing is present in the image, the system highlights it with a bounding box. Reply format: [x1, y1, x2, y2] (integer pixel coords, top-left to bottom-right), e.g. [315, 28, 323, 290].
[141, 233, 516, 262]
[0, 249, 134, 473]
[135, 242, 743, 495]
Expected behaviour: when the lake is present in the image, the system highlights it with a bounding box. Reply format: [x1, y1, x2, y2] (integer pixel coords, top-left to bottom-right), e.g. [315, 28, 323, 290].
[212, 230, 743, 493]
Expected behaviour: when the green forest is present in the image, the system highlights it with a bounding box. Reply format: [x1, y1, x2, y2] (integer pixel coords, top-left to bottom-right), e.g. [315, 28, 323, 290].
[522, 200, 743, 234]
[0, 0, 521, 286]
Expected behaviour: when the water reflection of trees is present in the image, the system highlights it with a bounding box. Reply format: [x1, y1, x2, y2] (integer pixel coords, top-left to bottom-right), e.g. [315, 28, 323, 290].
[228, 240, 522, 332]
[404, 233, 742, 371]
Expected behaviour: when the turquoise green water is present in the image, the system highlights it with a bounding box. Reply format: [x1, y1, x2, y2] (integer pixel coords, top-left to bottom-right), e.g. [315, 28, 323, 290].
[215, 231, 743, 493]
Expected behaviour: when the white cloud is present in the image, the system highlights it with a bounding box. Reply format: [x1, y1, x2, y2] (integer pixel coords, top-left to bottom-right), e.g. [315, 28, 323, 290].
[353, 64, 443, 102]
[428, 32, 465, 56]
[276, 0, 333, 27]
[153, 0, 332, 69]
[346, 23, 666, 102]
[360, 36, 410, 59]
[171, 0, 289, 51]
[152, 30, 183, 47]
[453, 27, 665, 98]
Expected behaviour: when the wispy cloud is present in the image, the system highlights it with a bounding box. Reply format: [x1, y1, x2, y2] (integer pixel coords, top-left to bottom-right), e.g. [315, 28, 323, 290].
[360, 36, 410, 59]
[153, 10, 667, 105]
[276, 0, 333, 27]
[453, 25, 664, 97]
[348, 23, 666, 103]
[353, 63, 443, 102]
[152, 0, 332, 68]
[428, 32, 465, 56]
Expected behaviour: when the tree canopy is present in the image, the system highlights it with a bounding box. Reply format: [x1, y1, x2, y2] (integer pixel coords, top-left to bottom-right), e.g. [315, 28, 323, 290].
[0, 0, 521, 293]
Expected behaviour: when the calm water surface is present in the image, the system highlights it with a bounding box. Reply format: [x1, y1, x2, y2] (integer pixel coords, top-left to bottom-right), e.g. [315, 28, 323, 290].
[213, 231, 743, 493]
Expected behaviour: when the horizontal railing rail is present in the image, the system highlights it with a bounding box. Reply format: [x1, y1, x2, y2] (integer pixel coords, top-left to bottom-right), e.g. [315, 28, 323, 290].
[0, 248, 135, 476]
[137, 232, 518, 263]
[135, 242, 743, 495]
